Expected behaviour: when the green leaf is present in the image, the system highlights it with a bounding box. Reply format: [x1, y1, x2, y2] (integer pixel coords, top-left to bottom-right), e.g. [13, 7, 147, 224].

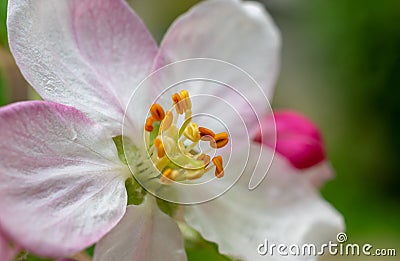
[125, 177, 146, 205]
[0, 69, 8, 106]
[0, 0, 8, 48]
[186, 242, 234, 261]
[112, 135, 141, 166]
[179, 223, 236, 261]
[85, 244, 95, 257]
[14, 252, 52, 261]
[156, 197, 179, 217]
[149, 121, 161, 147]
[112, 135, 128, 165]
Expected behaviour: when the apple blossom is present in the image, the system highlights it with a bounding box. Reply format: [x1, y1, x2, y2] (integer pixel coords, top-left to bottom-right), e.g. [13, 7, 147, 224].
[0, 0, 344, 260]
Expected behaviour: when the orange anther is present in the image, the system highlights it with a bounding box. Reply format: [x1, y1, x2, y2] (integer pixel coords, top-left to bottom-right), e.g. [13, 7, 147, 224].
[154, 138, 162, 147]
[197, 154, 211, 167]
[161, 168, 173, 183]
[157, 146, 165, 158]
[210, 132, 229, 149]
[145, 117, 154, 132]
[150, 103, 165, 121]
[199, 127, 215, 141]
[154, 138, 165, 158]
[163, 168, 172, 178]
[212, 156, 224, 178]
[172, 93, 184, 114]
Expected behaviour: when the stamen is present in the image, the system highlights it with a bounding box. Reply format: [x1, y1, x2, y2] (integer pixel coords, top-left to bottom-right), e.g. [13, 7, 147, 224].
[197, 154, 211, 167]
[179, 90, 192, 110]
[185, 141, 198, 153]
[145, 90, 229, 184]
[171, 170, 180, 180]
[161, 168, 173, 184]
[155, 156, 169, 171]
[210, 132, 229, 149]
[163, 137, 176, 153]
[199, 127, 215, 141]
[186, 169, 205, 180]
[160, 111, 173, 132]
[212, 156, 224, 178]
[183, 122, 200, 142]
[172, 93, 184, 114]
[145, 116, 155, 132]
[150, 103, 165, 121]
[163, 168, 172, 177]
[154, 138, 166, 158]
[161, 168, 181, 183]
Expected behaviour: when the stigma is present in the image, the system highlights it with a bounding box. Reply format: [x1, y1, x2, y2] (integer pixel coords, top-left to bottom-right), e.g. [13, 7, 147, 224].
[144, 90, 229, 184]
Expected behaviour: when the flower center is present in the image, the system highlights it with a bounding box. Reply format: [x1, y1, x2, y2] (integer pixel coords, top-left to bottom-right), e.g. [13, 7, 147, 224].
[144, 90, 229, 184]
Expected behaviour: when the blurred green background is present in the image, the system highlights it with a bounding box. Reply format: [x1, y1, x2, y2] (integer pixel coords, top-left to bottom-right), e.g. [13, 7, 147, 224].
[1, 0, 399, 260]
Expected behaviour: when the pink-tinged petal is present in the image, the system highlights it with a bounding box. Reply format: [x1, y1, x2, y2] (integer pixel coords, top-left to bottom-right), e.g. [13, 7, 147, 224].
[254, 110, 327, 170]
[0, 226, 19, 261]
[156, 0, 280, 99]
[0, 101, 130, 258]
[94, 196, 186, 261]
[301, 161, 334, 188]
[7, 0, 158, 135]
[153, 0, 280, 137]
[184, 144, 344, 261]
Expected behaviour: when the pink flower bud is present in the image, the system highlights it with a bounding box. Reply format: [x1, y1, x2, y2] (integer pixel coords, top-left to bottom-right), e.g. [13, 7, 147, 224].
[254, 110, 326, 170]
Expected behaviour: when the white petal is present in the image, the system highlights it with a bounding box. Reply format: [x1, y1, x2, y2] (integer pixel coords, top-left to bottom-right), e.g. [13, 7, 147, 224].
[153, 0, 280, 137]
[156, 0, 280, 100]
[0, 101, 130, 257]
[7, 0, 158, 134]
[183, 144, 344, 261]
[94, 196, 186, 261]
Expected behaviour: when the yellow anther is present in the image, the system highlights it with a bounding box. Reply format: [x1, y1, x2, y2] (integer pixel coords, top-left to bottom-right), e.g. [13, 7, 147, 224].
[161, 168, 173, 184]
[183, 122, 200, 142]
[145, 117, 155, 132]
[163, 168, 172, 178]
[197, 154, 211, 167]
[212, 156, 224, 178]
[172, 93, 184, 114]
[179, 90, 192, 110]
[161, 168, 181, 183]
[154, 138, 165, 158]
[150, 103, 165, 121]
[199, 127, 215, 141]
[160, 111, 173, 131]
[210, 132, 229, 149]
[179, 90, 189, 99]
[171, 170, 180, 180]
